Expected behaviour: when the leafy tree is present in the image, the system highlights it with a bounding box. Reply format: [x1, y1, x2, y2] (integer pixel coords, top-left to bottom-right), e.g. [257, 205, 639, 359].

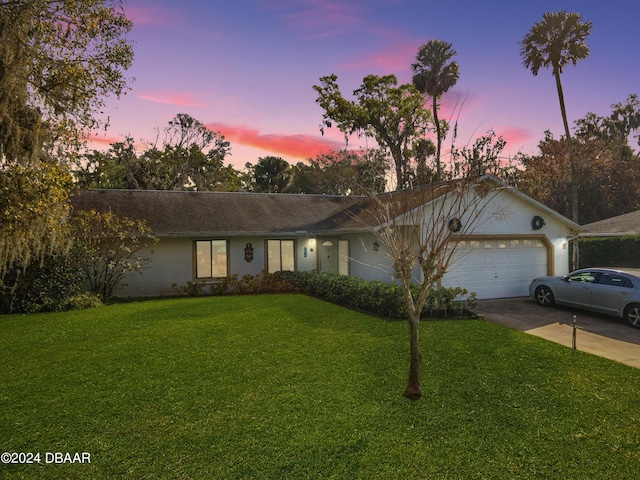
[516, 130, 640, 224]
[0, 0, 134, 159]
[575, 94, 640, 159]
[142, 114, 233, 191]
[0, 161, 73, 276]
[450, 130, 510, 180]
[412, 40, 460, 181]
[314, 74, 431, 189]
[520, 10, 592, 223]
[0, 0, 133, 291]
[77, 137, 148, 189]
[76, 114, 239, 191]
[245, 156, 292, 193]
[71, 210, 157, 298]
[288, 149, 389, 195]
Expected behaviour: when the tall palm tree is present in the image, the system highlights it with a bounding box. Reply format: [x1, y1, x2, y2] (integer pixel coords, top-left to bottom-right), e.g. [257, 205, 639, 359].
[520, 11, 592, 224]
[412, 40, 460, 182]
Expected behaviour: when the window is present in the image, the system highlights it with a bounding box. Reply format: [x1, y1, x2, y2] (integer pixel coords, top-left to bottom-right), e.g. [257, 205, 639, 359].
[566, 271, 599, 283]
[195, 240, 228, 279]
[267, 240, 295, 273]
[598, 273, 633, 288]
[338, 240, 349, 276]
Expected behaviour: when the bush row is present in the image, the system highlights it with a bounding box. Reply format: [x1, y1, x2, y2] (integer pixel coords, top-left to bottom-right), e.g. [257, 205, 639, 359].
[173, 271, 290, 297]
[272, 271, 476, 319]
[174, 271, 476, 319]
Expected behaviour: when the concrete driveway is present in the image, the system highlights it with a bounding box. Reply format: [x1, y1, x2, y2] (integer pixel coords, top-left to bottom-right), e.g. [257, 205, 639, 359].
[477, 297, 640, 369]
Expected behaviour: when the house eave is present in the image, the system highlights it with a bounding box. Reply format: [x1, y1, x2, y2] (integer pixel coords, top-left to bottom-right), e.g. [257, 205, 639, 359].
[153, 228, 370, 238]
[578, 232, 640, 238]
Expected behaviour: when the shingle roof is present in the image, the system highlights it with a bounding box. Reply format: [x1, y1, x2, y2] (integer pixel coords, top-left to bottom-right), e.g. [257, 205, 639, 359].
[71, 176, 580, 237]
[70, 189, 367, 236]
[70, 180, 467, 236]
[581, 210, 640, 237]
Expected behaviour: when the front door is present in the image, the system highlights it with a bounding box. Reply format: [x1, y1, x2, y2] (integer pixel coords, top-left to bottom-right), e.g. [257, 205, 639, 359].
[319, 239, 349, 275]
[319, 239, 338, 274]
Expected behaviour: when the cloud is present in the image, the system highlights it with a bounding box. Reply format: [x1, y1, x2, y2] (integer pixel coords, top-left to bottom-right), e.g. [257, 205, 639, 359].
[341, 41, 418, 73]
[496, 127, 533, 147]
[280, 0, 363, 38]
[138, 91, 204, 107]
[86, 133, 121, 147]
[207, 122, 344, 159]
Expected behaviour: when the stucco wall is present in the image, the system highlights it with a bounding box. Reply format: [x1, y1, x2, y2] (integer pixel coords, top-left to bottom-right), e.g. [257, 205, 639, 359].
[113, 237, 192, 297]
[113, 235, 319, 297]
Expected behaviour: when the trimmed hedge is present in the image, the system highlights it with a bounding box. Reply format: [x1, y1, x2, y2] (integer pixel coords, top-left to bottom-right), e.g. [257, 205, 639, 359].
[174, 271, 476, 319]
[272, 271, 476, 319]
[579, 237, 640, 268]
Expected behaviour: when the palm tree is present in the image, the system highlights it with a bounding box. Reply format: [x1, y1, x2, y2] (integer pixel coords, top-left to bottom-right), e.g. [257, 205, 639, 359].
[520, 11, 592, 224]
[412, 40, 460, 182]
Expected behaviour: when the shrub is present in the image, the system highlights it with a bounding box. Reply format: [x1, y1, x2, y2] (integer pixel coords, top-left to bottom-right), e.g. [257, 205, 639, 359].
[173, 271, 475, 319]
[66, 292, 104, 310]
[272, 271, 476, 319]
[0, 253, 84, 314]
[174, 271, 291, 298]
[173, 281, 207, 297]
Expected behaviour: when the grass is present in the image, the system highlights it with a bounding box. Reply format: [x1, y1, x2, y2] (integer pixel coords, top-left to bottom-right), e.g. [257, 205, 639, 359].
[1, 294, 640, 479]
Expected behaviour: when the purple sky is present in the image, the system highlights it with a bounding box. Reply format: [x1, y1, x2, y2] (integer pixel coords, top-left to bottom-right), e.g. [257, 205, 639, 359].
[90, 0, 640, 169]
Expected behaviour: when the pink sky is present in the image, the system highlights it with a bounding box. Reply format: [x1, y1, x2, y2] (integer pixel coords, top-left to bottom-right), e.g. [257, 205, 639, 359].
[90, 0, 640, 171]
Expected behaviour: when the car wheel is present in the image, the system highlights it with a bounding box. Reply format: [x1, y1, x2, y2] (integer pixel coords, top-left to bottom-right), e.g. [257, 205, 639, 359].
[625, 304, 640, 328]
[535, 286, 555, 307]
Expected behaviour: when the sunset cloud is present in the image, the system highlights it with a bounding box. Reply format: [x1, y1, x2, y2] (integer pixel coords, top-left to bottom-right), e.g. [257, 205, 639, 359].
[207, 122, 344, 159]
[87, 133, 121, 147]
[280, 0, 363, 38]
[341, 41, 418, 73]
[496, 127, 533, 149]
[139, 91, 204, 107]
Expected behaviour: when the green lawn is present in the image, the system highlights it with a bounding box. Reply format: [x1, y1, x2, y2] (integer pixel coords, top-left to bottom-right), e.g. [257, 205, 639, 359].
[1, 294, 639, 479]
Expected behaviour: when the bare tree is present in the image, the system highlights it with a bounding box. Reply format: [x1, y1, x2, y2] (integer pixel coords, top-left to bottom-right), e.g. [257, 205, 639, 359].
[361, 176, 504, 400]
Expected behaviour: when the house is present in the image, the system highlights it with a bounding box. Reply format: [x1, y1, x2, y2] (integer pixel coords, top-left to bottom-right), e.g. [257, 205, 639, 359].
[70, 176, 581, 299]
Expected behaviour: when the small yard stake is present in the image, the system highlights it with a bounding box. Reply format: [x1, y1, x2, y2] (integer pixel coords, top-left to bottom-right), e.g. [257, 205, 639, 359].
[572, 315, 577, 351]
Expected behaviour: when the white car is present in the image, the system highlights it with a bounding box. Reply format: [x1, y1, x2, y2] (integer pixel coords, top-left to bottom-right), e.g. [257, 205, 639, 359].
[529, 268, 640, 328]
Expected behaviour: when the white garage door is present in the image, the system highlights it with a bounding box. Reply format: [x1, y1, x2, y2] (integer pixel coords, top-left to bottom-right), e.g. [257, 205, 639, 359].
[441, 238, 548, 299]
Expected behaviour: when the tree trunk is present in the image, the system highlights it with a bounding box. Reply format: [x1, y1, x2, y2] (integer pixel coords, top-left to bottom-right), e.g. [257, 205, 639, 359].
[403, 316, 423, 401]
[554, 70, 578, 223]
[554, 70, 580, 268]
[433, 96, 442, 182]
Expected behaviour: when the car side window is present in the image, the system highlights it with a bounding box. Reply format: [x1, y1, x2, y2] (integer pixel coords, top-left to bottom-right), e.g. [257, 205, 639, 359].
[598, 273, 633, 289]
[567, 272, 599, 283]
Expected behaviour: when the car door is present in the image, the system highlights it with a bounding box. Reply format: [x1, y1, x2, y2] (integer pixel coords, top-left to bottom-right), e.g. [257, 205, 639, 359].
[588, 272, 636, 315]
[553, 271, 600, 308]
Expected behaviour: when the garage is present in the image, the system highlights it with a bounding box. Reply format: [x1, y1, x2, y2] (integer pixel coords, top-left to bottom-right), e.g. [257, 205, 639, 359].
[442, 237, 549, 299]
